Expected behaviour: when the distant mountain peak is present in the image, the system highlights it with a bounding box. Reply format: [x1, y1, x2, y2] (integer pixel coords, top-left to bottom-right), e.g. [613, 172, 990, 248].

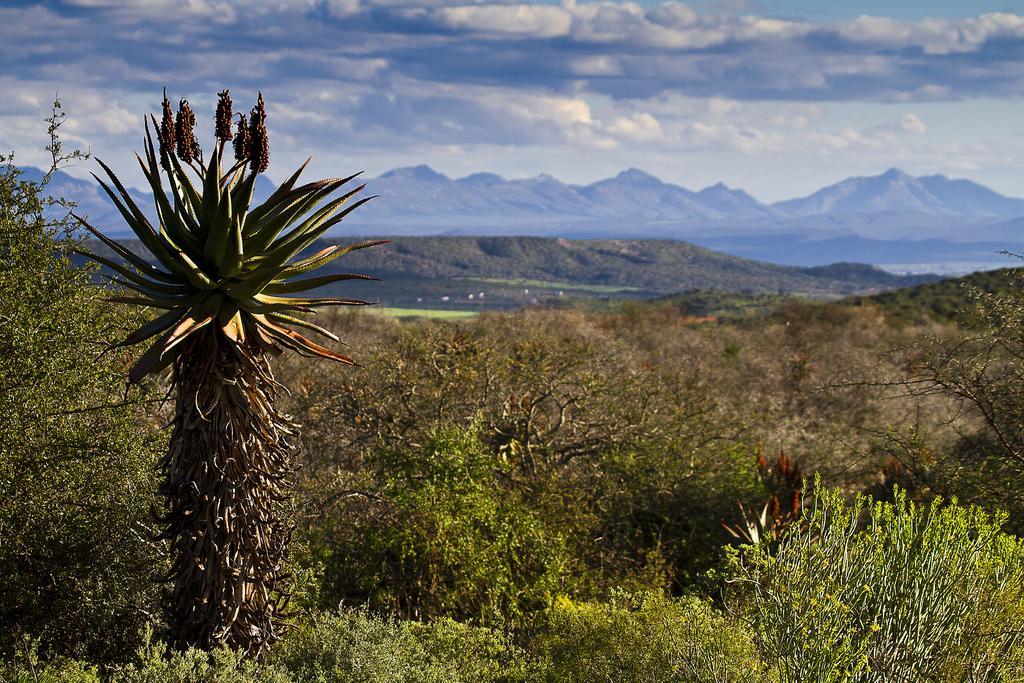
[614, 167, 662, 185]
[459, 172, 505, 186]
[695, 182, 764, 210]
[880, 167, 910, 180]
[775, 166, 1024, 218]
[378, 164, 449, 182]
[698, 181, 743, 196]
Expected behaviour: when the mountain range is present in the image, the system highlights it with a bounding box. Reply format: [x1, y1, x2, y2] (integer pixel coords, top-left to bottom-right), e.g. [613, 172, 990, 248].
[26, 164, 1024, 272]
[351, 165, 1024, 231]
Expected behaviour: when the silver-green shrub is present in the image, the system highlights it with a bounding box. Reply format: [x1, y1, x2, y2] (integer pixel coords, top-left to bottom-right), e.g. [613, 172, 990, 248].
[731, 485, 1024, 682]
[270, 608, 528, 683]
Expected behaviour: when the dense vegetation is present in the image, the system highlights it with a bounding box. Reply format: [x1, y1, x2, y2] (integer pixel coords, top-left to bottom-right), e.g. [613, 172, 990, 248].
[6, 131, 1024, 679]
[846, 266, 1022, 324]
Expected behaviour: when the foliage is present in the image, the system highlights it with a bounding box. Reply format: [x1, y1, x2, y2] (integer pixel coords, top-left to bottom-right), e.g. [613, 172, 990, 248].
[846, 266, 1020, 325]
[0, 108, 163, 663]
[730, 485, 1024, 682]
[534, 591, 765, 683]
[271, 609, 528, 683]
[311, 421, 576, 630]
[876, 267, 1024, 531]
[291, 312, 766, 626]
[0, 609, 527, 682]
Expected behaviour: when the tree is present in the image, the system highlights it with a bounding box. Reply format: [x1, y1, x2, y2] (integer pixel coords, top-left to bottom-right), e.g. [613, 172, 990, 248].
[76, 90, 383, 657]
[0, 101, 163, 662]
[883, 267, 1024, 529]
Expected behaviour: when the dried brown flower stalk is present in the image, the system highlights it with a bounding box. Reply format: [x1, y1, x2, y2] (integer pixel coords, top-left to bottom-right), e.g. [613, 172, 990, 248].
[175, 99, 201, 165]
[248, 93, 269, 173]
[158, 92, 176, 172]
[215, 89, 233, 142]
[233, 113, 249, 163]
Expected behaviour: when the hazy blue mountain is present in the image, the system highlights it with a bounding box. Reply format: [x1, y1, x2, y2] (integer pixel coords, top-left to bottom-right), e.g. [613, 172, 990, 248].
[774, 168, 1024, 218]
[916, 174, 1024, 217]
[32, 163, 1024, 233]
[573, 168, 720, 220]
[357, 166, 783, 226]
[695, 182, 775, 219]
[363, 166, 595, 226]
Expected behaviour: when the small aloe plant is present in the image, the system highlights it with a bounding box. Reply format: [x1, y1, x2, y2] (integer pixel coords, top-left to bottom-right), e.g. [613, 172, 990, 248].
[75, 90, 384, 657]
[723, 449, 806, 546]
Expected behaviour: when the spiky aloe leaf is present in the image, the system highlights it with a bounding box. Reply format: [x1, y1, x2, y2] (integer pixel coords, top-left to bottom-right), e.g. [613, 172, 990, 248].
[264, 272, 379, 295]
[275, 240, 389, 279]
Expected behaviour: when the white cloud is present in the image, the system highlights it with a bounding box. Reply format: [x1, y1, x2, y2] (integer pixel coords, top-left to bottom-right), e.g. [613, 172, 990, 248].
[436, 4, 573, 37]
[835, 12, 1024, 55]
[679, 121, 785, 153]
[604, 112, 664, 142]
[324, 0, 362, 18]
[570, 55, 624, 77]
[646, 1, 697, 28]
[898, 112, 927, 135]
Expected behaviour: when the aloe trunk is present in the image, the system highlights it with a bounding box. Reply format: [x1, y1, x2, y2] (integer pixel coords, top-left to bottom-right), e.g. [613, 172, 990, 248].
[159, 330, 293, 653]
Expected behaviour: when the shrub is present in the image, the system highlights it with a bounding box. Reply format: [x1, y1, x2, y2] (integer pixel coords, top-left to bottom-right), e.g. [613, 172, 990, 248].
[109, 638, 290, 683]
[1, 610, 527, 682]
[271, 608, 528, 682]
[534, 591, 764, 683]
[295, 312, 762, 619]
[0, 120, 163, 662]
[312, 421, 574, 630]
[731, 486, 1024, 682]
[885, 268, 1024, 531]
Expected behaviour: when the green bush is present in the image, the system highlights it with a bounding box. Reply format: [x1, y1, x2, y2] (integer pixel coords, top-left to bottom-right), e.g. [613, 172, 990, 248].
[1, 636, 288, 683]
[271, 609, 528, 682]
[313, 421, 574, 630]
[883, 268, 1024, 532]
[534, 591, 764, 682]
[0, 143, 163, 661]
[1, 610, 527, 682]
[0, 638, 102, 683]
[731, 486, 1024, 682]
[110, 640, 289, 683]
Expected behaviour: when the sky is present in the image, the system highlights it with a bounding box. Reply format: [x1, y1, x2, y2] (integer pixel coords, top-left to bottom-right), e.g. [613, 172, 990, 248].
[2, 0, 1024, 201]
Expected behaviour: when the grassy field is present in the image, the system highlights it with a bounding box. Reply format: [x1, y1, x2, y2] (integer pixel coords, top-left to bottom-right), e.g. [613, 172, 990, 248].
[456, 276, 645, 294]
[365, 306, 480, 319]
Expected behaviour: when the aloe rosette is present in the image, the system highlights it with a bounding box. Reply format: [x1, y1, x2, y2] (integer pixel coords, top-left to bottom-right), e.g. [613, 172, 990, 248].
[75, 92, 383, 383]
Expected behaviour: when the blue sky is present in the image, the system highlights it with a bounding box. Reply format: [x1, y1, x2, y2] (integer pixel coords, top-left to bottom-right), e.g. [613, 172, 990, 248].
[2, 0, 1024, 201]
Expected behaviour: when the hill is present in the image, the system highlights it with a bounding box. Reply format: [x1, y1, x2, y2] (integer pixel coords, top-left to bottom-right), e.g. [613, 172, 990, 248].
[845, 267, 1021, 324]
[84, 235, 937, 311]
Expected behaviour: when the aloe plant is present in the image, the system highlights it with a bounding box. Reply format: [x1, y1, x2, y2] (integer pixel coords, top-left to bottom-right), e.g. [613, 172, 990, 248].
[75, 90, 383, 657]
